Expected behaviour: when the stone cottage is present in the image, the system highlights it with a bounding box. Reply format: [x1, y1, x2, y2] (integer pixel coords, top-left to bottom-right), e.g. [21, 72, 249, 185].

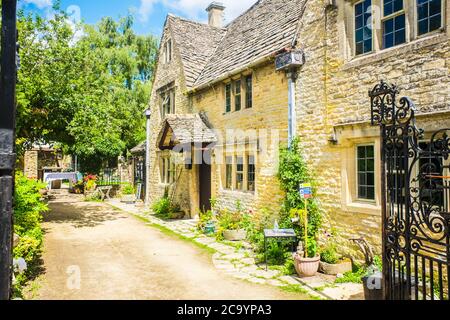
[146, 0, 306, 217]
[146, 0, 449, 251]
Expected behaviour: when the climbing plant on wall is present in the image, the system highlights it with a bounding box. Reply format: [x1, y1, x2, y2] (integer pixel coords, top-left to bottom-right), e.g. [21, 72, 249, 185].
[277, 138, 322, 246]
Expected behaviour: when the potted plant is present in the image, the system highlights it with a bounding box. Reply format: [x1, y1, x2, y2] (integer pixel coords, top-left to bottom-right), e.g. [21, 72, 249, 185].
[319, 232, 353, 275]
[217, 209, 250, 241]
[120, 183, 136, 204]
[291, 208, 320, 277]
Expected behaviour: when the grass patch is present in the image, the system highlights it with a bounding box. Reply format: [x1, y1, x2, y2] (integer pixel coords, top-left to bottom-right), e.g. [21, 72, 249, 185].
[131, 213, 217, 256]
[280, 284, 323, 300]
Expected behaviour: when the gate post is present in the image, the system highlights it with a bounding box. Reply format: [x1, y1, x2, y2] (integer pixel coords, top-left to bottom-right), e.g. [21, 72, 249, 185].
[0, 0, 18, 301]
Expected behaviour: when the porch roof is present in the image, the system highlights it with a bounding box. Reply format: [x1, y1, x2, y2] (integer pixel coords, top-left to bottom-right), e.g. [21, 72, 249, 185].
[157, 114, 217, 150]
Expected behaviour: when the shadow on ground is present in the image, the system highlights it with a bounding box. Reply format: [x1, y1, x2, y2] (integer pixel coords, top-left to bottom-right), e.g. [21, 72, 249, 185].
[43, 201, 127, 228]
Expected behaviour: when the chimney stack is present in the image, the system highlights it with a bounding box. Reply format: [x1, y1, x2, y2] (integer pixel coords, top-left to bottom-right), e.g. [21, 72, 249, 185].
[206, 2, 225, 28]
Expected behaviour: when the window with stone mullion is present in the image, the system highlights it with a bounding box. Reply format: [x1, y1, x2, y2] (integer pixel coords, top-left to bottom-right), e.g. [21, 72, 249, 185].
[382, 0, 406, 49]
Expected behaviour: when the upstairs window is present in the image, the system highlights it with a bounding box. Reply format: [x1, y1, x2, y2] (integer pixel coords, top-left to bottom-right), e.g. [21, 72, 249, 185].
[245, 75, 253, 109]
[382, 0, 406, 48]
[161, 89, 175, 119]
[163, 39, 172, 63]
[234, 80, 242, 111]
[417, 0, 443, 35]
[225, 83, 232, 113]
[355, 0, 373, 56]
[357, 145, 375, 201]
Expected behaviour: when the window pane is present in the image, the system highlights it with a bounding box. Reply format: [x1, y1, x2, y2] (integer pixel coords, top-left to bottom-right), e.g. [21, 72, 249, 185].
[225, 84, 231, 113]
[367, 159, 375, 172]
[394, 0, 403, 12]
[367, 187, 375, 200]
[418, 19, 428, 35]
[384, 0, 393, 16]
[395, 30, 406, 45]
[429, 0, 441, 15]
[429, 14, 442, 31]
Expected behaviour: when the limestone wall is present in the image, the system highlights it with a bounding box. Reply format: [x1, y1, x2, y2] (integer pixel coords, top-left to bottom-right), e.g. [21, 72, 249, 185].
[192, 62, 289, 214]
[295, 0, 450, 254]
[147, 22, 193, 214]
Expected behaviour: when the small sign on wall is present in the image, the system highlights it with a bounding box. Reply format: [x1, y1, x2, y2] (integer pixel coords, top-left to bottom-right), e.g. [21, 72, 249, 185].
[299, 183, 312, 199]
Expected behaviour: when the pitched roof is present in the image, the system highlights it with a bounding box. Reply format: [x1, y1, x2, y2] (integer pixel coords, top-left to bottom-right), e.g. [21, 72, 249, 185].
[194, 0, 306, 87]
[130, 142, 146, 154]
[168, 15, 226, 88]
[157, 114, 218, 150]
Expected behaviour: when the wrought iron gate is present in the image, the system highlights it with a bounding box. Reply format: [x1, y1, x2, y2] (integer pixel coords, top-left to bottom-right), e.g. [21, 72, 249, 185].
[370, 81, 450, 300]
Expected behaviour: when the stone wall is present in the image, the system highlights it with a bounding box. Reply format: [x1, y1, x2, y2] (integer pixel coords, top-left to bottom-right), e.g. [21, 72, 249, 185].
[24, 150, 38, 179]
[147, 22, 194, 215]
[192, 62, 289, 214]
[295, 0, 450, 255]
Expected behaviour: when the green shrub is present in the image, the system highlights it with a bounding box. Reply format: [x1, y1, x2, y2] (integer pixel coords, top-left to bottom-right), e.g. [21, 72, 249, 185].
[152, 197, 171, 217]
[320, 242, 341, 264]
[13, 173, 48, 297]
[151, 188, 181, 219]
[121, 183, 135, 195]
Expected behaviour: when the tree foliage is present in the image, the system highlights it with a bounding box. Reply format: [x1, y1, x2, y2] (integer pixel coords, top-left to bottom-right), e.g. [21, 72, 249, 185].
[15, 7, 158, 172]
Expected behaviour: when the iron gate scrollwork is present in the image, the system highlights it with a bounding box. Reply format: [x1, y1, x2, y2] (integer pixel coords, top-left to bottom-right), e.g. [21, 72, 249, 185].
[370, 81, 450, 300]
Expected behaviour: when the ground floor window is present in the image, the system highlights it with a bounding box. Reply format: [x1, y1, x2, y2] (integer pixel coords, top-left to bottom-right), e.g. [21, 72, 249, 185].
[236, 156, 244, 190]
[247, 155, 255, 192]
[357, 145, 375, 201]
[225, 156, 233, 189]
[222, 153, 256, 192]
[160, 155, 175, 185]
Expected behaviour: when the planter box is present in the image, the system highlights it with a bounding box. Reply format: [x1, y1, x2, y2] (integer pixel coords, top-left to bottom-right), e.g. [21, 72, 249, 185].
[319, 260, 353, 275]
[223, 229, 246, 241]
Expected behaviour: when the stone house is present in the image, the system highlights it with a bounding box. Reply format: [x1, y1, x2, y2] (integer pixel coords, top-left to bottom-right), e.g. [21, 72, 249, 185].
[294, 0, 449, 252]
[147, 0, 449, 252]
[147, 0, 305, 217]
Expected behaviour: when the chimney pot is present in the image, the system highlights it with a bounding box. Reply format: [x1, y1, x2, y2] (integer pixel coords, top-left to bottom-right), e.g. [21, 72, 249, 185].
[206, 2, 225, 28]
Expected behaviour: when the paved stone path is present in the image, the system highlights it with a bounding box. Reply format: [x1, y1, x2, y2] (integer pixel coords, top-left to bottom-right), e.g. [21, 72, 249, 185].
[109, 200, 365, 300]
[31, 194, 313, 300]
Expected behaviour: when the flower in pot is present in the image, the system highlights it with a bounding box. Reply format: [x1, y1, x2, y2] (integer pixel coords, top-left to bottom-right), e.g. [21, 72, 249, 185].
[291, 208, 320, 277]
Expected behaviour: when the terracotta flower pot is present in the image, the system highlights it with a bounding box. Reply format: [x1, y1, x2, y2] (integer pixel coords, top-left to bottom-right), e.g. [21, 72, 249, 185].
[294, 254, 320, 277]
[223, 229, 246, 241]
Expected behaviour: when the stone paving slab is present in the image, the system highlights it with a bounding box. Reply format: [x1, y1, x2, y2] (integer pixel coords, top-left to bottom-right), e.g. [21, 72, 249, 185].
[107, 200, 364, 300]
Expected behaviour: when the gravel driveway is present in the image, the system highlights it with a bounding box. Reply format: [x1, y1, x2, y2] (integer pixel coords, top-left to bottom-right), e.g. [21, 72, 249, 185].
[31, 195, 310, 300]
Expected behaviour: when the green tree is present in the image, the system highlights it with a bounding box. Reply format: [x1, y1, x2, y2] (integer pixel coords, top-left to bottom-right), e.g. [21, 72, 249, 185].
[15, 6, 158, 172]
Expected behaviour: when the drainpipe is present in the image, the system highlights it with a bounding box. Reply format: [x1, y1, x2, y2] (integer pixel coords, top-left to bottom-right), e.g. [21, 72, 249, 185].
[144, 109, 152, 206]
[275, 50, 304, 149]
[287, 70, 298, 149]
